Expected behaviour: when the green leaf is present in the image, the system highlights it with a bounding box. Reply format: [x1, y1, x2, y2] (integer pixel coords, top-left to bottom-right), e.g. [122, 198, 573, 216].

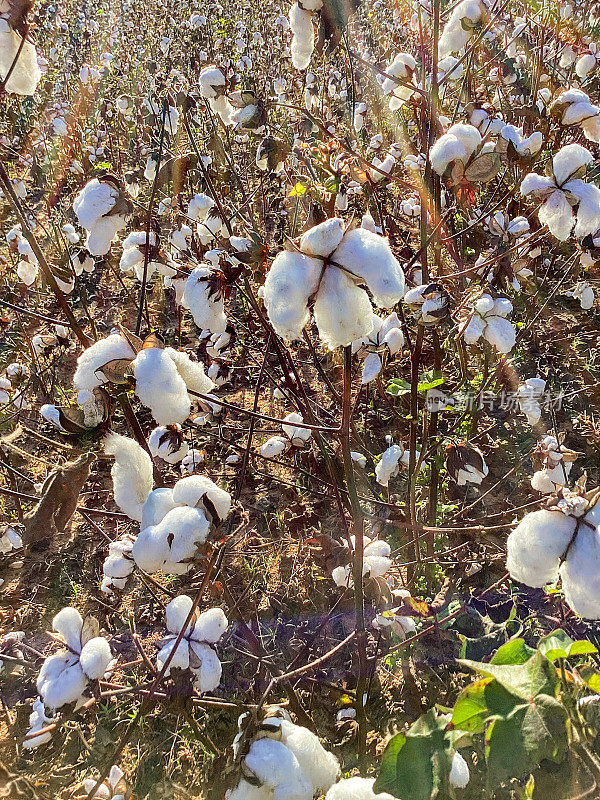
[289, 182, 308, 197]
[537, 629, 597, 661]
[416, 370, 444, 392]
[490, 638, 536, 665]
[452, 678, 492, 733]
[579, 665, 600, 694]
[485, 694, 568, 786]
[387, 379, 411, 397]
[458, 651, 559, 701]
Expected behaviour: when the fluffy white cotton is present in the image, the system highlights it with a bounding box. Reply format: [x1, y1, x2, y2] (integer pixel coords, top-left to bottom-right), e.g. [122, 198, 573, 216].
[459, 294, 515, 353]
[165, 347, 214, 397]
[261, 435, 290, 458]
[79, 637, 112, 679]
[376, 444, 408, 486]
[181, 267, 228, 335]
[263, 250, 322, 340]
[282, 413, 312, 447]
[313, 265, 373, 349]
[73, 179, 128, 256]
[53, 606, 84, 652]
[141, 488, 178, 529]
[325, 777, 395, 800]
[193, 607, 229, 643]
[132, 347, 191, 425]
[245, 738, 312, 797]
[172, 474, 232, 522]
[133, 505, 211, 574]
[37, 652, 87, 709]
[429, 124, 482, 175]
[101, 534, 135, 595]
[22, 699, 54, 750]
[559, 524, 600, 619]
[104, 433, 153, 522]
[73, 334, 136, 390]
[506, 509, 576, 588]
[438, 0, 483, 56]
[553, 144, 593, 186]
[300, 218, 345, 258]
[289, 3, 315, 70]
[0, 25, 41, 95]
[149, 425, 189, 464]
[279, 719, 340, 793]
[331, 228, 406, 308]
[449, 751, 470, 789]
[563, 179, 600, 238]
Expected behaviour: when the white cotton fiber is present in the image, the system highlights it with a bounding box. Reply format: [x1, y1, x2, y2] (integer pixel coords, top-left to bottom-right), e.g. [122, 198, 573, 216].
[313, 265, 373, 349]
[563, 179, 600, 238]
[226, 779, 272, 800]
[172, 474, 232, 521]
[73, 179, 117, 230]
[73, 334, 136, 390]
[157, 638, 190, 674]
[166, 594, 195, 634]
[429, 133, 467, 175]
[300, 218, 345, 257]
[132, 347, 191, 425]
[375, 444, 405, 486]
[560, 525, 600, 619]
[537, 190, 574, 241]
[104, 433, 154, 522]
[52, 607, 83, 652]
[79, 637, 112, 679]
[158, 505, 211, 562]
[165, 347, 214, 396]
[261, 436, 290, 457]
[181, 267, 228, 335]
[280, 720, 340, 793]
[449, 751, 470, 788]
[37, 652, 87, 709]
[193, 607, 228, 643]
[263, 250, 322, 340]
[331, 228, 406, 308]
[0, 26, 41, 95]
[190, 640, 223, 691]
[141, 488, 178, 529]
[553, 144, 593, 186]
[245, 738, 311, 795]
[506, 509, 576, 588]
[326, 778, 395, 800]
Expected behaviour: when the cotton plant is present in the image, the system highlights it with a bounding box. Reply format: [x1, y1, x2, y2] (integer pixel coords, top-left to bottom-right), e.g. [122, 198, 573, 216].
[36, 607, 113, 710]
[351, 312, 404, 384]
[403, 283, 450, 325]
[101, 534, 135, 595]
[180, 448, 205, 474]
[132, 474, 232, 575]
[520, 144, 600, 242]
[457, 292, 516, 353]
[516, 377, 546, 425]
[0, 0, 41, 95]
[429, 123, 499, 188]
[331, 535, 393, 587]
[260, 412, 312, 458]
[530, 435, 579, 495]
[72, 176, 133, 256]
[506, 486, 600, 618]
[438, 0, 486, 57]
[149, 424, 189, 464]
[498, 124, 543, 158]
[576, 44, 600, 79]
[227, 706, 339, 800]
[263, 218, 406, 349]
[551, 88, 600, 144]
[380, 53, 418, 109]
[119, 231, 176, 281]
[156, 595, 227, 693]
[104, 433, 154, 522]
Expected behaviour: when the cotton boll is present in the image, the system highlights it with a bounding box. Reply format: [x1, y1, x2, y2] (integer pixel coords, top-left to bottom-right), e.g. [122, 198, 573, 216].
[188, 193, 215, 221]
[73, 334, 136, 390]
[576, 53, 597, 78]
[483, 314, 516, 353]
[506, 509, 576, 588]
[141, 488, 178, 529]
[193, 607, 228, 643]
[165, 347, 214, 397]
[79, 637, 112, 679]
[149, 425, 189, 464]
[300, 218, 345, 258]
[261, 435, 290, 457]
[279, 720, 339, 793]
[313, 265, 373, 349]
[331, 228, 406, 308]
[325, 777, 395, 800]
[0, 25, 41, 95]
[282, 412, 311, 447]
[52, 607, 83, 652]
[104, 433, 153, 522]
[156, 638, 190, 674]
[37, 652, 87, 709]
[538, 190, 574, 241]
[181, 267, 228, 335]
[245, 737, 311, 795]
[563, 179, 600, 238]
[449, 751, 470, 788]
[172, 475, 232, 522]
[133, 525, 170, 573]
[553, 144, 593, 186]
[560, 525, 600, 619]
[375, 444, 406, 486]
[189, 640, 223, 691]
[361, 352, 383, 383]
[156, 506, 211, 564]
[132, 347, 191, 425]
[22, 699, 55, 750]
[263, 250, 322, 340]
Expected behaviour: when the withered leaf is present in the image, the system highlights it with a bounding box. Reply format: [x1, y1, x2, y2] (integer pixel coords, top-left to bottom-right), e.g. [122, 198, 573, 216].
[94, 358, 134, 385]
[464, 153, 501, 183]
[80, 615, 100, 646]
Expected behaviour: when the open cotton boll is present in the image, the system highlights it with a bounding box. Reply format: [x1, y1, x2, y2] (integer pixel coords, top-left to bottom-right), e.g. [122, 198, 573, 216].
[22, 699, 55, 750]
[300, 218, 345, 258]
[438, 0, 483, 56]
[149, 425, 189, 464]
[563, 179, 600, 238]
[141, 488, 178, 529]
[79, 637, 112, 679]
[263, 250, 322, 340]
[279, 720, 339, 794]
[181, 267, 228, 335]
[559, 525, 600, 619]
[313, 265, 373, 349]
[53, 606, 83, 652]
[133, 506, 211, 574]
[73, 334, 136, 390]
[375, 444, 408, 486]
[157, 637, 190, 675]
[261, 435, 290, 458]
[188, 193, 215, 221]
[506, 509, 576, 588]
[0, 24, 41, 95]
[282, 413, 311, 447]
[576, 53, 597, 79]
[325, 777, 395, 800]
[37, 652, 87, 709]
[165, 347, 214, 397]
[193, 607, 228, 643]
[227, 779, 272, 800]
[429, 132, 467, 175]
[331, 228, 406, 308]
[245, 738, 312, 798]
[132, 347, 191, 426]
[104, 433, 153, 522]
[553, 144, 593, 186]
[172, 474, 232, 522]
[166, 594, 195, 635]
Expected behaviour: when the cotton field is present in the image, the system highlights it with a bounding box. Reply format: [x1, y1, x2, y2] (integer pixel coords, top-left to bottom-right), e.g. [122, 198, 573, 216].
[2, 0, 600, 796]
